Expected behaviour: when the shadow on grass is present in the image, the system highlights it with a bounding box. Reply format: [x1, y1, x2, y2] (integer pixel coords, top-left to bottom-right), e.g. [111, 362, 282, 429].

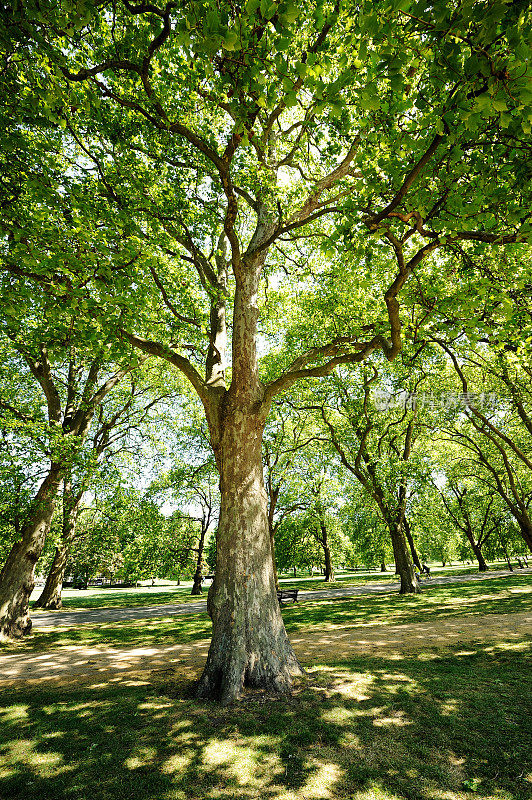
[7, 613, 213, 652]
[1, 639, 530, 800]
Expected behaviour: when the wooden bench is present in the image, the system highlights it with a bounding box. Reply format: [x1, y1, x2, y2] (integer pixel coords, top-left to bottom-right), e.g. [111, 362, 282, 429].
[277, 588, 299, 604]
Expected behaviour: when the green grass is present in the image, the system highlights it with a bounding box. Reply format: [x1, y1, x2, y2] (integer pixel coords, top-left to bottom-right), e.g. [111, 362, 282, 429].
[282, 573, 532, 633]
[276, 563, 488, 591]
[6, 573, 531, 654]
[1, 571, 531, 799]
[30, 563, 514, 611]
[0, 640, 530, 800]
[31, 584, 205, 611]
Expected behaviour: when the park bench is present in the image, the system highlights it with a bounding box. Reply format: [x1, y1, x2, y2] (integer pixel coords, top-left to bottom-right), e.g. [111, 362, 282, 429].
[277, 588, 299, 604]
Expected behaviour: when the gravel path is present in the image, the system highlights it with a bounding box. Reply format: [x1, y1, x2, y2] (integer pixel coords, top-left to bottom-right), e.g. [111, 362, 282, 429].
[28, 567, 531, 629]
[1, 610, 530, 686]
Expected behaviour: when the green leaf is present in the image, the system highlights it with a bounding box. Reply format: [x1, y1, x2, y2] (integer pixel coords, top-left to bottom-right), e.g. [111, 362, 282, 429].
[222, 30, 239, 50]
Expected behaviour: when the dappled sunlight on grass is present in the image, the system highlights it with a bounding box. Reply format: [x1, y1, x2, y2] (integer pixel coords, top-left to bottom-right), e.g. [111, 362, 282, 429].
[282, 574, 532, 633]
[0, 638, 530, 800]
[1, 612, 212, 654]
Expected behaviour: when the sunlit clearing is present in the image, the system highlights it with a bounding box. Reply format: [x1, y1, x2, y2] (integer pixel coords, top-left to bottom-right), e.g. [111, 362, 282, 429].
[0, 704, 29, 723]
[372, 712, 413, 728]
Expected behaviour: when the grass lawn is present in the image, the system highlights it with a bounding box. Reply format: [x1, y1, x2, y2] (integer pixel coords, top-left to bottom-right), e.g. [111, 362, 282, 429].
[8, 573, 531, 653]
[29, 562, 515, 612]
[30, 583, 207, 611]
[1, 645, 530, 800]
[1, 572, 530, 800]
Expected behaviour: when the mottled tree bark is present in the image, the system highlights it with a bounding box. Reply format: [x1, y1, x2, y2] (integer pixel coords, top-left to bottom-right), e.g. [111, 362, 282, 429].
[0, 464, 62, 639]
[197, 405, 303, 704]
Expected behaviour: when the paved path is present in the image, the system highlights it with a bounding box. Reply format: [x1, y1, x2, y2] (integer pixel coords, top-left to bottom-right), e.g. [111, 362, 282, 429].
[28, 567, 532, 629]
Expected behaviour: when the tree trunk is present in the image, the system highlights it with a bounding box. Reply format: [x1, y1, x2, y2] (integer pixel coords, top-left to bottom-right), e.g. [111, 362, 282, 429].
[319, 521, 335, 582]
[197, 408, 303, 704]
[463, 528, 489, 572]
[403, 517, 422, 570]
[269, 529, 280, 591]
[389, 518, 420, 594]
[472, 542, 489, 572]
[518, 521, 532, 553]
[380, 556, 388, 572]
[323, 542, 334, 582]
[34, 479, 82, 610]
[0, 464, 62, 640]
[191, 525, 207, 595]
[267, 488, 280, 590]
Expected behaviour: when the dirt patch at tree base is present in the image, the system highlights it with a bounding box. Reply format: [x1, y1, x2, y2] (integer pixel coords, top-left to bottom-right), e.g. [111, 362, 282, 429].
[0, 611, 530, 689]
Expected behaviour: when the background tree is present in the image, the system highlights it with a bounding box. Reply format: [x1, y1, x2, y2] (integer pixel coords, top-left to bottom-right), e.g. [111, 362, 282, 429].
[34, 362, 177, 608]
[0, 325, 132, 638]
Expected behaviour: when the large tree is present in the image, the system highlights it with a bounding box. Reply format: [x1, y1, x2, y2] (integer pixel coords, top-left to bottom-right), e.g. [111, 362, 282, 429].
[3, 0, 531, 699]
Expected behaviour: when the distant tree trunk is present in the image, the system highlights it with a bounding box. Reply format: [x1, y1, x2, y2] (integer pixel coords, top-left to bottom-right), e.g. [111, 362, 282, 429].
[0, 464, 62, 639]
[388, 515, 420, 594]
[380, 556, 388, 572]
[463, 528, 489, 572]
[403, 518, 422, 570]
[472, 542, 489, 571]
[267, 487, 280, 590]
[323, 542, 334, 581]
[34, 478, 82, 610]
[319, 521, 335, 582]
[271, 538, 280, 590]
[191, 524, 208, 595]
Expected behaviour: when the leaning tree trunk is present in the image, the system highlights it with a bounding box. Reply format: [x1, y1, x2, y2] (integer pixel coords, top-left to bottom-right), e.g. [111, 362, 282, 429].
[197, 407, 303, 704]
[0, 464, 62, 640]
[404, 517, 422, 570]
[388, 516, 420, 594]
[34, 479, 82, 610]
[191, 525, 208, 595]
